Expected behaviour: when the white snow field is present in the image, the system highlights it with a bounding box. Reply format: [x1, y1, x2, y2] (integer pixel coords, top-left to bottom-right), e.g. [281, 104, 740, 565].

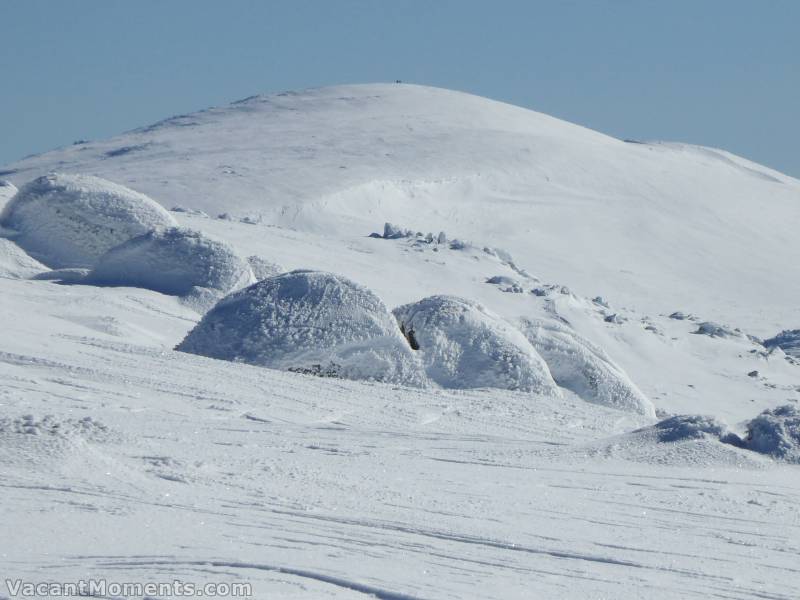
[1, 83, 799, 598]
[0, 173, 177, 268]
[393, 295, 559, 394]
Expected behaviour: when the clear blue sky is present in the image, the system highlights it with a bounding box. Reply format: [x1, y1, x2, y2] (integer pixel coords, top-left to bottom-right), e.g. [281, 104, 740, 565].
[2, 0, 798, 176]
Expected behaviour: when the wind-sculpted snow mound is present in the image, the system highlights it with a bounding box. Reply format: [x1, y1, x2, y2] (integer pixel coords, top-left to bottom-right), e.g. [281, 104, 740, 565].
[518, 319, 655, 416]
[176, 270, 426, 386]
[744, 405, 800, 463]
[393, 295, 559, 394]
[87, 227, 254, 300]
[0, 173, 176, 268]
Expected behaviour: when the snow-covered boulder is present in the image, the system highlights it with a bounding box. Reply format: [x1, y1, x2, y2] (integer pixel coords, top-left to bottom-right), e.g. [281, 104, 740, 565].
[0, 180, 17, 210]
[87, 227, 254, 298]
[518, 319, 655, 416]
[0, 173, 176, 268]
[392, 295, 559, 394]
[763, 330, 800, 358]
[176, 270, 426, 385]
[744, 405, 800, 463]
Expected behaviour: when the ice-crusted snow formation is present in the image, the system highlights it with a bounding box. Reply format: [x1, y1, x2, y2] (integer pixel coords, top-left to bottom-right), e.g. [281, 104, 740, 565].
[763, 330, 800, 358]
[87, 227, 254, 297]
[518, 319, 655, 416]
[0, 173, 177, 268]
[744, 405, 800, 463]
[177, 270, 426, 385]
[393, 295, 559, 394]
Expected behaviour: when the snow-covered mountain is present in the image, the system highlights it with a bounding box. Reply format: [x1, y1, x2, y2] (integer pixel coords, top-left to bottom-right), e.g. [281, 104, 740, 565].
[4, 83, 799, 333]
[1, 84, 799, 599]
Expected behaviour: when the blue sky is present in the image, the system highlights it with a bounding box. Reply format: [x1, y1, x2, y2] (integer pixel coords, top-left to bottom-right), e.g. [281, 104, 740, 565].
[2, 0, 798, 176]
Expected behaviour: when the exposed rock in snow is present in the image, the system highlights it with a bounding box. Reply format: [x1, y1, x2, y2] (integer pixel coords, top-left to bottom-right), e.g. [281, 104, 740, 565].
[763, 330, 800, 358]
[518, 319, 655, 416]
[87, 227, 254, 299]
[694, 321, 740, 338]
[247, 255, 283, 280]
[486, 275, 524, 293]
[393, 295, 559, 394]
[177, 270, 426, 386]
[744, 405, 800, 463]
[0, 238, 48, 279]
[0, 173, 177, 268]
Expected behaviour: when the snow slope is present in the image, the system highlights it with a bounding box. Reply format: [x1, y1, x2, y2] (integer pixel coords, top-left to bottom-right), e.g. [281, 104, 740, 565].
[1, 83, 799, 598]
[3, 83, 798, 333]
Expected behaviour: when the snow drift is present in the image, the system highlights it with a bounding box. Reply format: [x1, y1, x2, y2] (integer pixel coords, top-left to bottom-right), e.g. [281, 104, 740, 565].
[518, 319, 655, 416]
[393, 295, 559, 394]
[0, 173, 176, 268]
[87, 227, 254, 298]
[176, 270, 425, 385]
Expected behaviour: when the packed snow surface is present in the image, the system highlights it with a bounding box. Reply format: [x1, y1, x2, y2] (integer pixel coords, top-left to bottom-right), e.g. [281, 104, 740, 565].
[393, 295, 559, 394]
[87, 227, 253, 298]
[0, 173, 177, 268]
[518, 318, 655, 416]
[178, 270, 425, 385]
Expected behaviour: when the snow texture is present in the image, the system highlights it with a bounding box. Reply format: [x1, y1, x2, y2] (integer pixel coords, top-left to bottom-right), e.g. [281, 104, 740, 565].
[177, 270, 426, 385]
[393, 295, 559, 394]
[0, 173, 177, 268]
[518, 318, 655, 416]
[87, 227, 254, 299]
[764, 330, 800, 358]
[247, 255, 283, 280]
[744, 405, 800, 463]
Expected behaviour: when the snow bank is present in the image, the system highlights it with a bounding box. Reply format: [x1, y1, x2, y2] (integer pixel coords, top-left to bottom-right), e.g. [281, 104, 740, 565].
[518, 319, 655, 416]
[0, 238, 48, 279]
[0, 173, 176, 268]
[393, 295, 559, 394]
[177, 270, 425, 385]
[0, 180, 17, 210]
[744, 405, 800, 463]
[87, 227, 254, 297]
[763, 330, 800, 358]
